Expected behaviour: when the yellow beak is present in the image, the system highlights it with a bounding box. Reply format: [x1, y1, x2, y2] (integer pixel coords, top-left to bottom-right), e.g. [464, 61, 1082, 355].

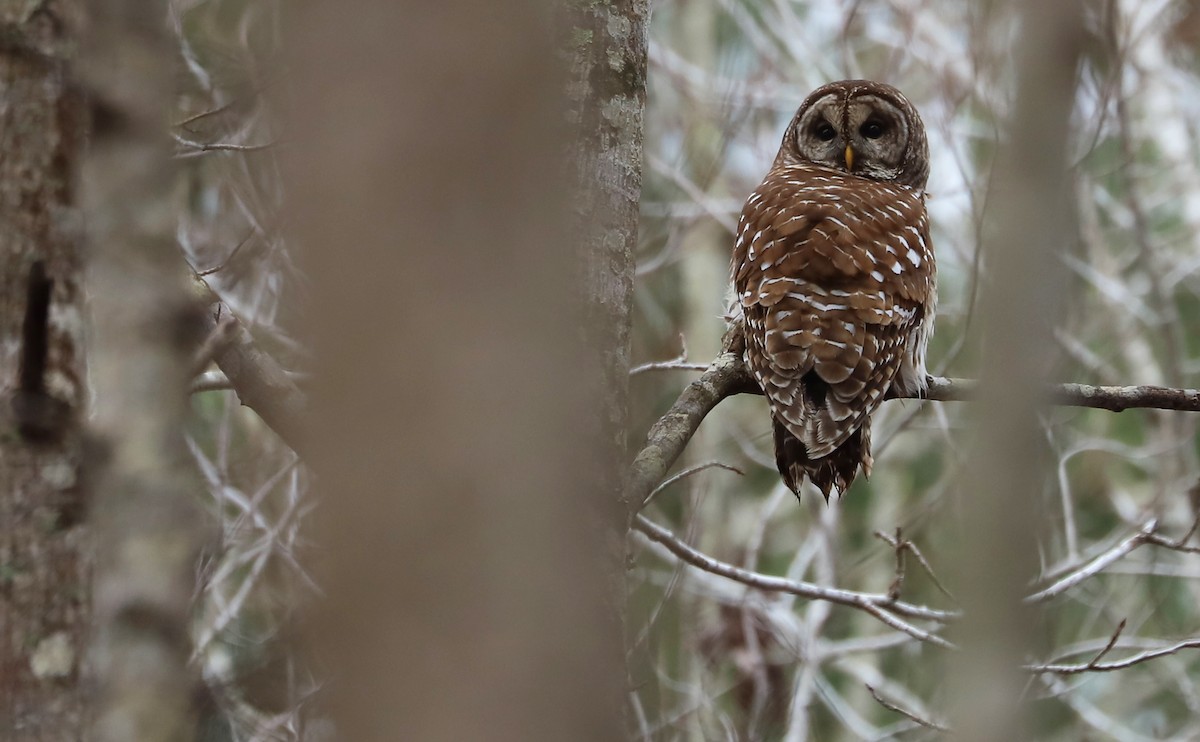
[845, 145, 855, 171]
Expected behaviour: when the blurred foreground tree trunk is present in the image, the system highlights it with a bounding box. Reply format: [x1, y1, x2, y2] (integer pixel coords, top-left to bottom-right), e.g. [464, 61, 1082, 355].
[949, 2, 1084, 740]
[81, 3, 210, 741]
[0, 4, 89, 738]
[293, 0, 645, 739]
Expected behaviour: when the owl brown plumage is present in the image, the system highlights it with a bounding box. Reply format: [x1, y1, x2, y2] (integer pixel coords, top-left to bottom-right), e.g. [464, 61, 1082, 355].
[732, 80, 936, 500]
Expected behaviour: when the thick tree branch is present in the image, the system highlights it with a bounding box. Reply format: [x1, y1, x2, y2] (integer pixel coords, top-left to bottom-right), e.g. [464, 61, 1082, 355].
[192, 277, 309, 457]
[626, 329, 1200, 509]
[626, 347, 756, 510]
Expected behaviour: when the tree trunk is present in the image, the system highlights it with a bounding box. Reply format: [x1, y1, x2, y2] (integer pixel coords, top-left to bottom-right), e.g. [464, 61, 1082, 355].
[560, 2, 650, 722]
[81, 4, 208, 740]
[561, 0, 648, 523]
[948, 3, 1084, 740]
[291, 1, 636, 738]
[0, 4, 89, 738]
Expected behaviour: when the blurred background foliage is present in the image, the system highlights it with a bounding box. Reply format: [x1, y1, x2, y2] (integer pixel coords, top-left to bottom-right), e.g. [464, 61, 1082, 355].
[631, 0, 1200, 739]
[171, 0, 1200, 739]
[171, 1, 316, 738]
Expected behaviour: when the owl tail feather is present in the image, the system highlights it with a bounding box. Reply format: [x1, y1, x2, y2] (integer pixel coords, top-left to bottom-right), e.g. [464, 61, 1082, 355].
[772, 417, 873, 502]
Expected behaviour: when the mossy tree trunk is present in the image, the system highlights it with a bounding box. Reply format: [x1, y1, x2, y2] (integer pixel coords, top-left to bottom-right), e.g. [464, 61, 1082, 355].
[81, 3, 209, 740]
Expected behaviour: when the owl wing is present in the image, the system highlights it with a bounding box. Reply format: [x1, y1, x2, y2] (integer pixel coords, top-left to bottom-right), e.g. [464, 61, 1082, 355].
[733, 164, 936, 461]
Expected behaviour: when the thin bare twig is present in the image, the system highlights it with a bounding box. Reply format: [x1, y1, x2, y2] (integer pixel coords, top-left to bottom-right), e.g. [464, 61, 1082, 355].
[1025, 520, 1158, 603]
[172, 132, 278, 154]
[1141, 532, 1200, 555]
[173, 100, 237, 128]
[632, 334, 709, 375]
[631, 361, 710, 375]
[880, 528, 906, 601]
[636, 504, 1196, 663]
[874, 528, 956, 603]
[196, 229, 258, 278]
[1086, 619, 1127, 668]
[1027, 636, 1200, 675]
[1171, 509, 1200, 549]
[644, 461, 744, 507]
[866, 684, 952, 733]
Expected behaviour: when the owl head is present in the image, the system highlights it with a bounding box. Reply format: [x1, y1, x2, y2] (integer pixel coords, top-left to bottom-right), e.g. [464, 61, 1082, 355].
[777, 80, 929, 189]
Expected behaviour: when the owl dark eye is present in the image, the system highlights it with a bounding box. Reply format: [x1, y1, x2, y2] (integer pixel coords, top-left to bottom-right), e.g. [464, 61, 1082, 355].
[860, 119, 887, 139]
[813, 122, 836, 141]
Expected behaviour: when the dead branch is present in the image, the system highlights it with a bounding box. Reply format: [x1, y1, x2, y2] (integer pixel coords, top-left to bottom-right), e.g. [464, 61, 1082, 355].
[633, 514, 957, 648]
[171, 132, 278, 154]
[1025, 520, 1158, 603]
[1026, 636, 1200, 675]
[640, 506, 1200, 676]
[874, 528, 956, 603]
[866, 684, 952, 733]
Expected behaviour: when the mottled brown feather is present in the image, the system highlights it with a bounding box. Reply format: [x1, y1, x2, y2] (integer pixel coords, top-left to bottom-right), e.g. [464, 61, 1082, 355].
[735, 159, 934, 498]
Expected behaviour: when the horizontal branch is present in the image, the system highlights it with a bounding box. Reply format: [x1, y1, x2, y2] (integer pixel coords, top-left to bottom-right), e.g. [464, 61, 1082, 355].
[625, 328, 1200, 509]
[633, 514, 957, 648]
[1026, 637, 1200, 675]
[924, 376, 1200, 412]
[171, 132, 278, 154]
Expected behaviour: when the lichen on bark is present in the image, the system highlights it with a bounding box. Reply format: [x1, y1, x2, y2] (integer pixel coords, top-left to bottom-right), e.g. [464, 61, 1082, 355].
[560, 0, 649, 520]
[0, 3, 89, 739]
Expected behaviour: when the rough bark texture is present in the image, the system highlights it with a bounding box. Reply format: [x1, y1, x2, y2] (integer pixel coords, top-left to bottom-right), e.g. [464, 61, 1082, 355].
[560, 2, 649, 723]
[0, 3, 89, 739]
[81, 5, 208, 741]
[561, 0, 648, 521]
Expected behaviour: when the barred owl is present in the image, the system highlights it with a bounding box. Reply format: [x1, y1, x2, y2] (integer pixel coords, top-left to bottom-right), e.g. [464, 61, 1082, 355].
[732, 80, 936, 500]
